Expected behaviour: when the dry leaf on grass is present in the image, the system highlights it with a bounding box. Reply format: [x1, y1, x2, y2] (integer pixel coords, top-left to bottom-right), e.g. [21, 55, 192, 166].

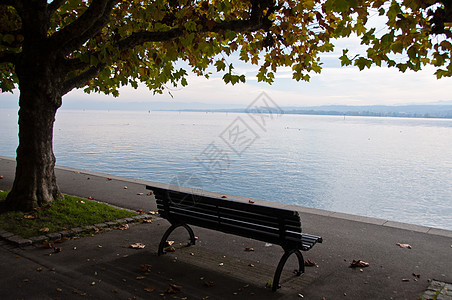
[349, 260, 369, 268]
[24, 215, 37, 219]
[396, 243, 412, 249]
[129, 243, 146, 249]
[39, 227, 49, 232]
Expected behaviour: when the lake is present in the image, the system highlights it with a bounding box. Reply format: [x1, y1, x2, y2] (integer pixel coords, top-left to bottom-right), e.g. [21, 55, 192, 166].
[1, 108, 451, 230]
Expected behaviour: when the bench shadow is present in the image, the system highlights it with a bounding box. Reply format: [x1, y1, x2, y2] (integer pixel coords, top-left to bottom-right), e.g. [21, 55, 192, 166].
[76, 248, 304, 299]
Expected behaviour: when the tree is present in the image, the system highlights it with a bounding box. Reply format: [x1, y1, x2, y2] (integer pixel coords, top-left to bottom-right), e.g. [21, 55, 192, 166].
[0, 0, 451, 211]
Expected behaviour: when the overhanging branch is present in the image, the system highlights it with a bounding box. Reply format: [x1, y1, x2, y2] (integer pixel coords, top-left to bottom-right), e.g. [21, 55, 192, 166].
[47, 0, 66, 14]
[61, 63, 106, 96]
[0, 0, 19, 7]
[0, 50, 17, 64]
[50, 0, 119, 54]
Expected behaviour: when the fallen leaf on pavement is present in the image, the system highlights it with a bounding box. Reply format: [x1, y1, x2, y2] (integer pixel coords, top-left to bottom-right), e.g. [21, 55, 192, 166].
[166, 284, 182, 294]
[55, 237, 68, 243]
[165, 241, 175, 246]
[304, 259, 318, 267]
[204, 281, 215, 287]
[165, 246, 176, 252]
[248, 200, 255, 203]
[136, 209, 143, 214]
[129, 243, 146, 249]
[140, 264, 152, 272]
[118, 224, 129, 230]
[221, 195, 227, 198]
[54, 247, 62, 253]
[349, 260, 369, 268]
[107, 178, 112, 181]
[402, 278, 411, 282]
[43, 241, 55, 249]
[36, 267, 43, 272]
[136, 276, 145, 280]
[244, 247, 254, 252]
[412, 273, 420, 278]
[124, 186, 128, 189]
[144, 286, 155, 293]
[396, 243, 412, 249]
[142, 219, 152, 223]
[0, 175, 4, 179]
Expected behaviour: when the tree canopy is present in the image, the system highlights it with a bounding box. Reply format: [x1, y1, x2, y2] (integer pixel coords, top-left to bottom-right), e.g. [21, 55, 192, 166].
[1, 0, 450, 98]
[0, 0, 451, 211]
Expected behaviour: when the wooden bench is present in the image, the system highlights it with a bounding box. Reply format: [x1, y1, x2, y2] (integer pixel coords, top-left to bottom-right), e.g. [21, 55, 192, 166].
[146, 184, 323, 291]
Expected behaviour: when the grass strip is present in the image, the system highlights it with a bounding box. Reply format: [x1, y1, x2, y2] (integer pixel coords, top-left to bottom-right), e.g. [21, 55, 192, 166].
[0, 191, 136, 238]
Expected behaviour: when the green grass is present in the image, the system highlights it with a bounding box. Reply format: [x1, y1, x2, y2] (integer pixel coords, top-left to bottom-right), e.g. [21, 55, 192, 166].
[0, 191, 137, 238]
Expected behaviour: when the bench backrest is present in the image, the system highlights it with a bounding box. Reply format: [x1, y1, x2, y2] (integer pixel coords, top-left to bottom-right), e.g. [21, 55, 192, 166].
[148, 185, 304, 248]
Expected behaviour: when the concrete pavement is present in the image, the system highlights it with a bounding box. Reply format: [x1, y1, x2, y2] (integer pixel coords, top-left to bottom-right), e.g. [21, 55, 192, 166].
[1, 155, 451, 299]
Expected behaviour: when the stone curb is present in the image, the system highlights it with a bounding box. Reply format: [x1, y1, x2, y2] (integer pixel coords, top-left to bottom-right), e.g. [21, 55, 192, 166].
[419, 280, 452, 300]
[0, 213, 155, 247]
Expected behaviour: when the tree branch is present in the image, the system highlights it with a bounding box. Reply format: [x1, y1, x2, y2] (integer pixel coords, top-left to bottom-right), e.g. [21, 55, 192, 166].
[47, 0, 65, 13]
[117, 16, 267, 52]
[0, 50, 17, 64]
[50, 0, 118, 54]
[61, 63, 106, 95]
[0, 0, 19, 7]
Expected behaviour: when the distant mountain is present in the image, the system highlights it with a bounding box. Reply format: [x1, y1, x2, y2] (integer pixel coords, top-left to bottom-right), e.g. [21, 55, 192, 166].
[179, 104, 452, 119]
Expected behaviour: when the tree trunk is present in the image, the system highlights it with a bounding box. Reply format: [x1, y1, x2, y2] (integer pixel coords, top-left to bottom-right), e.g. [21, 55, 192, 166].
[6, 73, 63, 211]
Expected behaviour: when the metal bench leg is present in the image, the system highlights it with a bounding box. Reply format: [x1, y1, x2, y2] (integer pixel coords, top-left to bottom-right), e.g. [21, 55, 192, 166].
[272, 248, 304, 291]
[158, 223, 196, 256]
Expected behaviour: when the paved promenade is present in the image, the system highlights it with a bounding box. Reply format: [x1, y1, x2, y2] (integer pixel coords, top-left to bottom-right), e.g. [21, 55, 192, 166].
[1, 156, 451, 299]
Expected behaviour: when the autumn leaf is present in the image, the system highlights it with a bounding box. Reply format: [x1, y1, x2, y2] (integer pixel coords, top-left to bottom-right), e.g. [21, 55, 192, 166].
[54, 247, 62, 253]
[43, 241, 55, 249]
[165, 241, 175, 246]
[118, 224, 129, 230]
[140, 264, 152, 272]
[137, 193, 144, 196]
[86, 197, 93, 200]
[203, 281, 215, 287]
[349, 260, 369, 268]
[0, 175, 4, 179]
[54, 237, 68, 243]
[107, 178, 112, 181]
[136, 209, 143, 214]
[396, 243, 412, 249]
[304, 259, 318, 267]
[166, 284, 182, 294]
[24, 214, 37, 219]
[244, 247, 254, 252]
[142, 219, 152, 223]
[165, 246, 176, 252]
[144, 286, 155, 293]
[39, 227, 50, 232]
[129, 243, 146, 249]
[248, 200, 255, 203]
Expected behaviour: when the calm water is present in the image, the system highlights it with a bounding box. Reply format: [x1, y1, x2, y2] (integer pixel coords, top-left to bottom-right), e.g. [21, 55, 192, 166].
[1, 109, 451, 230]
